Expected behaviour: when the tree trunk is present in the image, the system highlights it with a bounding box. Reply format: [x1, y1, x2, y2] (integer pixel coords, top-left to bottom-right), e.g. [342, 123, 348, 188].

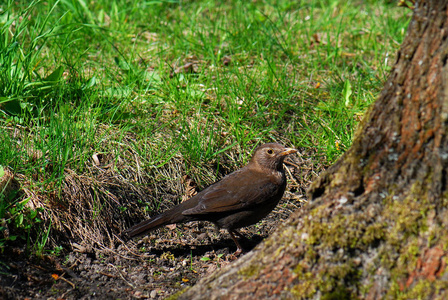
[177, 1, 448, 299]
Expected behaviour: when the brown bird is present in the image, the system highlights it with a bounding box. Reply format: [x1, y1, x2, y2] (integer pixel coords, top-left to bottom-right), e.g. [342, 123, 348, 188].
[124, 143, 297, 255]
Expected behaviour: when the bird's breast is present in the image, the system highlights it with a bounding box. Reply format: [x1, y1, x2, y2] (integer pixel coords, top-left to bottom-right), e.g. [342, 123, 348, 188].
[267, 169, 286, 185]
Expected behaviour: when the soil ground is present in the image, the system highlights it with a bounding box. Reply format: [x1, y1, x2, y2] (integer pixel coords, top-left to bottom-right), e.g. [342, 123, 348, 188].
[0, 197, 302, 299]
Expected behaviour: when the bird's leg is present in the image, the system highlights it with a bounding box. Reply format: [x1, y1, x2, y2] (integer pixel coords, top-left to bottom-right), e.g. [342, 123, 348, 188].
[232, 229, 248, 240]
[213, 223, 221, 235]
[228, 230, 244, 256]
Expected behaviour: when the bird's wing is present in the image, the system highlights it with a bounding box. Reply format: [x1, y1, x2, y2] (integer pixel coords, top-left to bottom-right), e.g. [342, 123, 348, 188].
[182, 170, 280, 216]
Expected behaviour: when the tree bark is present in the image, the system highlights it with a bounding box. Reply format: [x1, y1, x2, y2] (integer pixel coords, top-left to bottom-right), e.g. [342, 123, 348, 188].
[177, 1, 448, 299]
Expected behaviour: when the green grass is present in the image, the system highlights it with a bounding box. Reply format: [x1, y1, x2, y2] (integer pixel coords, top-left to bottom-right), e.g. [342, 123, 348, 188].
[0, 0, 411, 251]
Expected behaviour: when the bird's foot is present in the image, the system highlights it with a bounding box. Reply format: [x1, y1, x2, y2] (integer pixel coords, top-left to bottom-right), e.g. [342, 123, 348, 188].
[229, 248, 243, 260]
[234, 247, 243, 256]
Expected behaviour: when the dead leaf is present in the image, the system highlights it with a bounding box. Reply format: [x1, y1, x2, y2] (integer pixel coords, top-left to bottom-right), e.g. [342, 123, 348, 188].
[222, 56, 231, 66]
[166, 224, 177, 230]
[170, 62, 198, 78]
[181, 175, 198, 202]
[92, 153, 101, 166]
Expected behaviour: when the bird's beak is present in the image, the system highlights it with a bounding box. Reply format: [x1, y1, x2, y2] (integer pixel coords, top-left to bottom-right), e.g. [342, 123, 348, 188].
[279, 148, 297, 156]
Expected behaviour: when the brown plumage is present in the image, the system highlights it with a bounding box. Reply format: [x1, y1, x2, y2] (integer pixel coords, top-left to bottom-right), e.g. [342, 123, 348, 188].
[124, 143, 297, 255]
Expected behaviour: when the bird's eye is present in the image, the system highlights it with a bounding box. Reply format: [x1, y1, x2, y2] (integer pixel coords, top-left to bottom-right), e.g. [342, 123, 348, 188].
[266, 149, 274, 155]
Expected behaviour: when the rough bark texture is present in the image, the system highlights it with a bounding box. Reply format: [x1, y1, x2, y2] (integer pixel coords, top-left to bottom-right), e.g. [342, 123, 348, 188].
[176, 1, 448, 299]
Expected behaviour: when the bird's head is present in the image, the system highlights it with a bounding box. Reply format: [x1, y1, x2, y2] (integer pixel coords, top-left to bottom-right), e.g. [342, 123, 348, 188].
[250, 143, 297, 171]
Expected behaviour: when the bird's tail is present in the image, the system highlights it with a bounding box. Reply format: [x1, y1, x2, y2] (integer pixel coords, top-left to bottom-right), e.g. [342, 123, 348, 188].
[124, 215, 167, 238]
[123, 206, 188, 239]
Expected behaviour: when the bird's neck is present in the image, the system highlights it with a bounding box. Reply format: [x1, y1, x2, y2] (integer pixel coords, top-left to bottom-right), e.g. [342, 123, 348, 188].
[249, 161, 284, 174]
